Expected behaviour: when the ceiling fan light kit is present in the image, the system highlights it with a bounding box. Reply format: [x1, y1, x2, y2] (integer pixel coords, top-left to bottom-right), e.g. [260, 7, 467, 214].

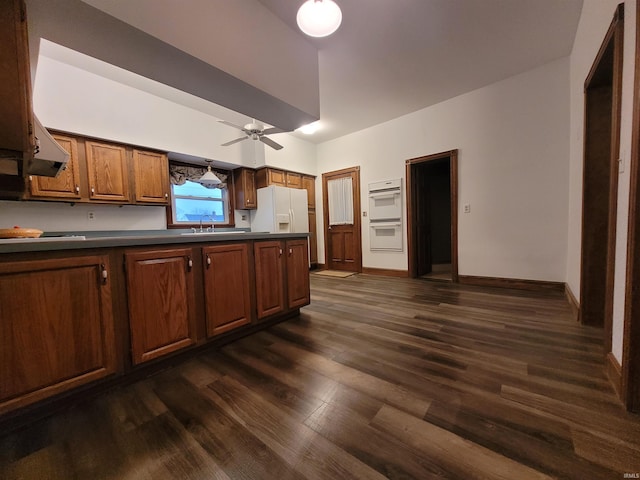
[296, 0, 342, 38]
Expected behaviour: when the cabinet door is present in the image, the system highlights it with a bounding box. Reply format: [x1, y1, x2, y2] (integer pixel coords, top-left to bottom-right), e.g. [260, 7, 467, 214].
[0, 0, 33, 155]
[268, 168, 287, 186]
[125, 248, 197, 365]
[0, 255, 116, 414]
[203, 243, 252, 336]
[308, 210, 318, 264]
[233, 168, 257, 209]
[302, 175, 316, 208]
[85, 141, 130, 202]
[254, 240, 285, 319]
[29, 134, 81, 199]
[285, 172, 302, 189]
[286, 239, 310, 309]
[132, 149, 169, 204]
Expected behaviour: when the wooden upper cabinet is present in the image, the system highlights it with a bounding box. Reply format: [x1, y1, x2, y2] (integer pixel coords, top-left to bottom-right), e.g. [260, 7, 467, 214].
[0, 0, 33, 157]
[132, 149, 169, 204]
[233, 168, 257, 209]
[254, 240, 285, 319]
[286, 239, 310, 309]
[256, 167, 286, 188]
[285, 172, 302, 189]
[302, 175, 315, 208]
[0, 255, 116, 414]
[85, 141, 130, 202]
[203, 243, 252, 336]
[29, 134, 81, 199]
[125, 248, 197, 365]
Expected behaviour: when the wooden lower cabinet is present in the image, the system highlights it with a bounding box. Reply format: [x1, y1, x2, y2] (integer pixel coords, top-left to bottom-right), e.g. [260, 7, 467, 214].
[254, 240, 286, 319]
[203, 243, 252, 336]
[254, 239, 310, 319]
[286, 239, 310, 308]
[0, 255, 116, 414]
[125, 248, 197, 365]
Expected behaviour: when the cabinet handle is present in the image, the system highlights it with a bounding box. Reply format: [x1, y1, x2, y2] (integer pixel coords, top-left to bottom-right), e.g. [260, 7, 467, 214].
[91, 187, 95, 195]
[165, 193, 168, 199]
[206, 254, 211, 268]
[75, 185, 80, 193]
[100, 264, 108, 284]
[279, 248, 283, 257]
[187, 256, 193, 270]
[28, 175, 33, 181]
[289, 248, 293, 256]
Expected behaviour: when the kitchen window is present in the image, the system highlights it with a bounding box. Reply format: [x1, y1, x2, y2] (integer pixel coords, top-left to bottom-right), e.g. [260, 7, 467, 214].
[168, 163, 233, 227]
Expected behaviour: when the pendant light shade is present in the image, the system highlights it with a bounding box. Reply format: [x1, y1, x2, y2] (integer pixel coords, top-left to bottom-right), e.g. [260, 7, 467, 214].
[199, 161, 221, 186]
[296, 0, 342, 38]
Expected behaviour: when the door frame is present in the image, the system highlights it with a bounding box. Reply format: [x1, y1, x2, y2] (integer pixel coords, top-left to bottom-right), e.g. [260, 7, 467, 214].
[578, 3, 623, 345]
[622, 0, 640, 412]
[322, 166, 362, 272]
[406, 150, 459, 281]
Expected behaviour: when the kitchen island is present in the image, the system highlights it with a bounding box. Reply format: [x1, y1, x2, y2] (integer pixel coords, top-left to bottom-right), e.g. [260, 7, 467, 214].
[0, 231, 310, 420]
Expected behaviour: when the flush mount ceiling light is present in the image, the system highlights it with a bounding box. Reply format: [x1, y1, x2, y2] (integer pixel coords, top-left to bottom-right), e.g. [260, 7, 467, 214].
[296, 0, 342, 38]
[199, 160, 221, 186]
[297, 121, 320, 134]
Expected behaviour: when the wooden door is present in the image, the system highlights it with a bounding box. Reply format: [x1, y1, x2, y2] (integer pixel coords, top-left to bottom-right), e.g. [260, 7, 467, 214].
[322, 167, 362, 272]
[132, 149, 169, 204]
[125, 248, 197, 365]
[29, 134, 82, 200]
[203, 243, 252, 336]
[85, 140, 130, 202]
[0, 255, 116, 414]
[254, 240, 285, 319]
[286, 239, 310, 309]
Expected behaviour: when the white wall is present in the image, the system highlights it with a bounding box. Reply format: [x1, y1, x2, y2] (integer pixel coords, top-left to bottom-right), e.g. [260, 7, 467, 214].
[263, 133, 318, 176]
[0, 201, 166, 232]
[316, 57, 571, 281]
[566, 0, 637, 364]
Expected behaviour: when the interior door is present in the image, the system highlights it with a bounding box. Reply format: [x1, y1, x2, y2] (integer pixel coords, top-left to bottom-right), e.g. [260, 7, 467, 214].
[322, 167, 362, 272]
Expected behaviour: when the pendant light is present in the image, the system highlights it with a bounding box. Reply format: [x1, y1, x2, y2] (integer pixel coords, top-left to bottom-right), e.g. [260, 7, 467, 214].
[296, 0, 342, 38]
[198, 160, 221, 186]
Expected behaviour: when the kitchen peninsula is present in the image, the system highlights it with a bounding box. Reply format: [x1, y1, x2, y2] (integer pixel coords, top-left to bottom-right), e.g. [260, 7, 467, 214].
[0, 231, 310, 419]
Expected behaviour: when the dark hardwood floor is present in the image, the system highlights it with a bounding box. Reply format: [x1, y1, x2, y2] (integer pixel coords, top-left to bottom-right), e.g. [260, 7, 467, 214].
[2, 274, 640, 479]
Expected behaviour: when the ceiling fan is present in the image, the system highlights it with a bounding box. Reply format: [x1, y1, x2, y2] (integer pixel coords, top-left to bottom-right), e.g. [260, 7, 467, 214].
[219, 120, 285, 150]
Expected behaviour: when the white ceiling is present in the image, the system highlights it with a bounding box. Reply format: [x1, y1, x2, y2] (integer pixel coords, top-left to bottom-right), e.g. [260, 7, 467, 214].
[73, 0, 583, 144]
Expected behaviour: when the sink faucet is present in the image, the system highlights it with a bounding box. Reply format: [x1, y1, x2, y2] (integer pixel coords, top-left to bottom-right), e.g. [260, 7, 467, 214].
[199, 215, 215, 233]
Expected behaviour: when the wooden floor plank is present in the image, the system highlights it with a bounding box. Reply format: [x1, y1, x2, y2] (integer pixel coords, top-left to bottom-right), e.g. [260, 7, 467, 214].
[2, 273, 640, 479]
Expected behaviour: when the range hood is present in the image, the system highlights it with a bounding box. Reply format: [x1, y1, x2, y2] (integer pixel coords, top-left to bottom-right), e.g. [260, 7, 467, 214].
[28, 115, 70, 177]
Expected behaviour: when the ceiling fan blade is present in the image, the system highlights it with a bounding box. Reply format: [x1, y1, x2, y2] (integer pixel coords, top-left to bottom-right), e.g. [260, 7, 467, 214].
[221, 137, 248, 146]
[218, 120, 245, 131]
[260, 136, 284, 150]
[261, 127, 286, 135]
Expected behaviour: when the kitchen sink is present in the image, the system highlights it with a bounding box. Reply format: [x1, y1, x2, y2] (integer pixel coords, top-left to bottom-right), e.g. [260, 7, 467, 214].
[180, 231, 245, 236]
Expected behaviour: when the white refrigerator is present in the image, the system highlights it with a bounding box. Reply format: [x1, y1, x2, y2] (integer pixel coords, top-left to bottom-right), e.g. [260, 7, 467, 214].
[250, 186, 309, 233]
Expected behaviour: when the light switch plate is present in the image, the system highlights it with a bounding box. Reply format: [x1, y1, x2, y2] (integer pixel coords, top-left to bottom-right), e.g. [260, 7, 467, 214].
[464, 204, 471, 214]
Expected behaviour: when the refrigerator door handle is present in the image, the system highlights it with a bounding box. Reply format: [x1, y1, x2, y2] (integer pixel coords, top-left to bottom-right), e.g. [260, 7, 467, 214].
[290, 208, 295, 233]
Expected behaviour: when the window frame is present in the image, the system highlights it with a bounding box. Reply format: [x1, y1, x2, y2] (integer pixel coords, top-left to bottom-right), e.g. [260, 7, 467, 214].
[166, 166, 235, 229]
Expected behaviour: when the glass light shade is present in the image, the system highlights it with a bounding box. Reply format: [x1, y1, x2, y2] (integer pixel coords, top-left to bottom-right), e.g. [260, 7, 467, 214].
[199, 165, 222, 186]
[296, 0, 342, 38]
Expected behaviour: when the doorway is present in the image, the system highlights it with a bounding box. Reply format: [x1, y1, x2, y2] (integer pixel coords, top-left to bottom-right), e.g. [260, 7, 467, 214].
[579, 3, 623, 348]
[406, 150, 458, 281]
[322, 166, 362, 272]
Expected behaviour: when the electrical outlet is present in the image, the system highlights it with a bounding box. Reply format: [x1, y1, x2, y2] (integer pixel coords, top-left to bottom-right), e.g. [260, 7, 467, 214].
[464, 204, 471, 214]
[241, 214, 247, 221]
[87, 211, 95, 221]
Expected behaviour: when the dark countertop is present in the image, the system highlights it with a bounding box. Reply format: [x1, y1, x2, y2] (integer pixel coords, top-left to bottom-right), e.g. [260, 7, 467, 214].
[0, 230, 309, 254]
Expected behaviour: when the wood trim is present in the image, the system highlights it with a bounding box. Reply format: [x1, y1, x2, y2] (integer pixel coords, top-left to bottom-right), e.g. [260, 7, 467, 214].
[406, 150, 459, 281]
[621, 0, 640, 412]
[584, 4, 624, 89]
[564, 283, 580, 321]
[606, 352, 623, 399]
[361, 267, 409, 278]
[458, 275, 565, 293]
